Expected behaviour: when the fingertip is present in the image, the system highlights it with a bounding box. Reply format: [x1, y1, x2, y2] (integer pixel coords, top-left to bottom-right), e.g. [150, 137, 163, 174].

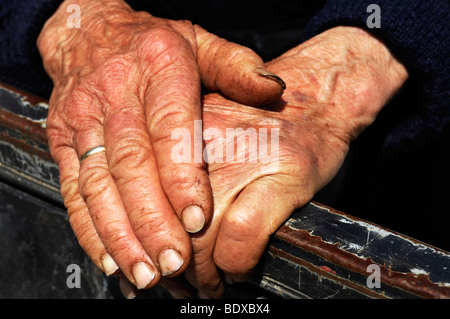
[207, 62, 286, 107]
[213, 208, 267, 279]
[214, 181, 298, 278]
[241, 67, 286, 106]
[158, 248, 185, 277]
[254, 67, 286, 90]
[100, 253, 120, 276]
[131, 261, 157, 289]
[181, 205, 206, 233]
[194, 24, 285, 107]
[159, 164, 213, 235]
[118, 275, 139, 299]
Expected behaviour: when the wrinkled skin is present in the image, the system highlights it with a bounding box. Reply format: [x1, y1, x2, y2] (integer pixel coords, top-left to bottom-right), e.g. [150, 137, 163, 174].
[38, 1, 408, 299]
[37, 0, 284, 290]
[163, 26, 408, 298]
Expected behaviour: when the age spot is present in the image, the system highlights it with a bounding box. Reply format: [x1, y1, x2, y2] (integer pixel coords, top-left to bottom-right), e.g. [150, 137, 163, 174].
[291, 90, 309, 104]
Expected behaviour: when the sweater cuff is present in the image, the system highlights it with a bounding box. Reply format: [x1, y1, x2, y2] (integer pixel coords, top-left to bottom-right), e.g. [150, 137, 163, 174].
[0, 0, 139, 68]
[0, 0, 62, 67]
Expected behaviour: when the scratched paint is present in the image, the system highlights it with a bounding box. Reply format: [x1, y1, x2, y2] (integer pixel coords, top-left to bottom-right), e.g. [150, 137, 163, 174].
[276, 202, 450, 298]
[0, 86, 48, 125]
[320, 266, 336, 274]
[288, 202, 450, 263]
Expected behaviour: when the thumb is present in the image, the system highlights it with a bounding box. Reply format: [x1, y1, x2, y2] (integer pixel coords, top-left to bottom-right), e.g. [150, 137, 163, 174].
[213, 177, 301, 283]
[194, 25, 285, 106]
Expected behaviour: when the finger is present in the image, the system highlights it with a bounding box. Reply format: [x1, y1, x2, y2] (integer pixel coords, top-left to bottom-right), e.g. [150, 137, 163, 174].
[103, 104, 192, 277]
[183, 197, 234, 299]
[50, 144, 120, 277]
[185, 231, 226, 299]
[75, 125, 160, 290]
[194, 25, 285, 106]
[118, 274, 139, 299]
[213, 177, 300, 283]
[159, 277, 198, 299]
[143, 31, 213, 234]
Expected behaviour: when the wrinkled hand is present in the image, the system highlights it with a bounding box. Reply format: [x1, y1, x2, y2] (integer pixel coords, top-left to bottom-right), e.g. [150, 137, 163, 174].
[37, 0, 284, 290]
[176, 26, 408, 298]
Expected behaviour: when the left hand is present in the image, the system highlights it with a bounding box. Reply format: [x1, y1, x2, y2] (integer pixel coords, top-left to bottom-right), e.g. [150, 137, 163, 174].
[177, 26, 408, 298]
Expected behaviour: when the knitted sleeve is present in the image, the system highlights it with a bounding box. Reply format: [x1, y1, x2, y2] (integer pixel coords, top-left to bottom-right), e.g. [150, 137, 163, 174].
[0, 0, 63, 98]
[0, 0, 137, 98]
[301, 0, 450, 150]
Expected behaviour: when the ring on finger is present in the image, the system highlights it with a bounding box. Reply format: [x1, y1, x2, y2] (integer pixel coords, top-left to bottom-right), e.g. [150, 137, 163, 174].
[80, 145, 106, 162]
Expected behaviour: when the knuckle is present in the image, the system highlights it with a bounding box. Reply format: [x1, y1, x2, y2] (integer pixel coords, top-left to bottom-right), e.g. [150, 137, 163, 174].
[69, 214, 98, 250]
[160, 163, 201, 191]
[93, 55, 131, 91]
[138, 27, 194, 79]
[49, 90, 103, 135]
[77, 232, 100, 257]
[78, 163, 110, 202]
[45, 111, 61, 131]
[213, 213, 265, 274]
[132, 213, 168, 243]
[151, 102, 189, 126]
[186, 256, 223, 292]
[139, 27, 181, 57]
[98, 54, 131, 75]
[108, 141, 149, 172]
[149, 107, 193, 144]
[60, 178, 82, 210]
[222, 211, 256, 239]
[102, 229, 138, 260]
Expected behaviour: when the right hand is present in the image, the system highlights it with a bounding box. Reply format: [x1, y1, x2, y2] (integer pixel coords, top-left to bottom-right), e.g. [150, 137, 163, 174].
[37, 0, 284, 292]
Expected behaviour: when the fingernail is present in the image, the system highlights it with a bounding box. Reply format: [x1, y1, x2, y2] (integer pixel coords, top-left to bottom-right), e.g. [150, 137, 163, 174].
[131, 262, 155, 289]
[158, 249, 184, 276]
[101, 253, 119, 276]
[255, 67, 287, 90]
[119, 275, 138, 299]
[181, 205, 205, 233]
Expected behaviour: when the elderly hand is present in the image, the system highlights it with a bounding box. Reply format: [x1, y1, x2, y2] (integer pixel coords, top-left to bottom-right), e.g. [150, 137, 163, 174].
[172, 26, 407, 298]
[37, 0, 284, 291]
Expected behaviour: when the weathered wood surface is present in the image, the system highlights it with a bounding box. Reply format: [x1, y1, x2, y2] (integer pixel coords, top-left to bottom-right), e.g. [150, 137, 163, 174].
[254, 202, 450, 299]
[1, 83, 449, 299]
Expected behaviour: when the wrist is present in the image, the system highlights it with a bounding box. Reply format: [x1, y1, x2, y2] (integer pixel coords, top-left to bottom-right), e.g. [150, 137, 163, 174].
[283, 26, 408, 143]
[328, 27, 408, 141]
